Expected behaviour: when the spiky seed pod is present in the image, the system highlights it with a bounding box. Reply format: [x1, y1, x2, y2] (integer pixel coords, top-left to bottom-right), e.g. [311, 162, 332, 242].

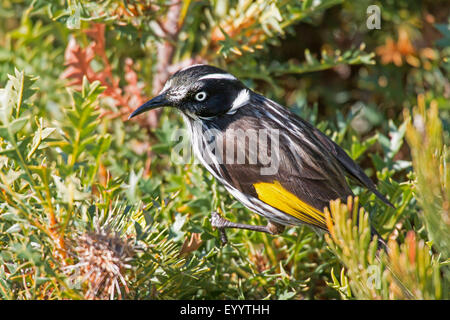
[67, 228, 134, 300]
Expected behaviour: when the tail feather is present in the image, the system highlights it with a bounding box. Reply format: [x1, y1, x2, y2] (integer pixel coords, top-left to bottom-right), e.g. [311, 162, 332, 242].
[371, 188, 395, 209]
[311, 127, 395, 209]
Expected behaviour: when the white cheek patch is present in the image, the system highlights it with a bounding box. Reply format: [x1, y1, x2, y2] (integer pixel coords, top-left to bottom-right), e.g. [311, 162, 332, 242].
[227, 89, 250, 115]
[198, 73, 237, 81]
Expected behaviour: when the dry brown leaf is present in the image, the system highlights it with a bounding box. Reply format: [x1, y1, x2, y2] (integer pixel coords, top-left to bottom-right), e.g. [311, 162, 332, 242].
[179, 233, 203, 257]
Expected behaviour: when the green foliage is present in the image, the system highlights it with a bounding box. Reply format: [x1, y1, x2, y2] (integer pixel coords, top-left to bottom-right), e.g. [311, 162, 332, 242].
[405, 96, 450, 283]
[0, 0, 448, 300]
[325, 196, 446, 299]
[0, 73, 212, 299]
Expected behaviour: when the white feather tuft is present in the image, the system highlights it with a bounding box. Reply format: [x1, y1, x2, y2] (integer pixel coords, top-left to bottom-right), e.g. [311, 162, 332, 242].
[227, 89, 250, 114]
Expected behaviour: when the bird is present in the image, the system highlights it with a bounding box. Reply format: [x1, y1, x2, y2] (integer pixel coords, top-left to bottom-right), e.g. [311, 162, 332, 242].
[129, 64, 394, 244]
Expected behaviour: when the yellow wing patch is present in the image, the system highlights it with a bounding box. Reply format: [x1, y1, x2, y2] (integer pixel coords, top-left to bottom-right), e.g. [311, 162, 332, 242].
[253, 181, 326, 228]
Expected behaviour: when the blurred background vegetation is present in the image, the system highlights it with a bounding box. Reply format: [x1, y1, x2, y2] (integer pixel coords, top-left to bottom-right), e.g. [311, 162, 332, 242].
[0, 0, 448, 299]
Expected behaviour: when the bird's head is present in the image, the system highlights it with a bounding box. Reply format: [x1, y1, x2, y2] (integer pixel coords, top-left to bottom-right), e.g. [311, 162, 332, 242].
[129, 65, 250, 120]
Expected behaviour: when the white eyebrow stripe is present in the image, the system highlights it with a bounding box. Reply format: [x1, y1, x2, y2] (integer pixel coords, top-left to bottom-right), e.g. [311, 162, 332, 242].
[227, 89, 250, 115]
[198, 73, 237, 81]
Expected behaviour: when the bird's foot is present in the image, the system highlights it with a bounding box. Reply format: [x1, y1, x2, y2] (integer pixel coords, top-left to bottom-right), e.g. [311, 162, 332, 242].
[210, 211, 285, 245]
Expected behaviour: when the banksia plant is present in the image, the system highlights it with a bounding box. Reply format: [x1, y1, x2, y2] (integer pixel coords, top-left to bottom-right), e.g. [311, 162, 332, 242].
[0, 71, 210, 299]
[324, 196, 386, 300]
[384, 231, 442, 300]
[67, 227, 134, 300]
[1, 0, 449, 301]
[325, 196, 446, 300]
[405, 95, 450, 262]
[324, 94, 449, 299]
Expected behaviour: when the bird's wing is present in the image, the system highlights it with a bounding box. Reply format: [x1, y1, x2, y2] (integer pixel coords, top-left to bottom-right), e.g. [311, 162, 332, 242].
[207, 94, 393, 230]
[213, 108, 354, 229]
[310, 127, 394, 207]
[217, 138, 353, 229]
[256, 94, 394, 208]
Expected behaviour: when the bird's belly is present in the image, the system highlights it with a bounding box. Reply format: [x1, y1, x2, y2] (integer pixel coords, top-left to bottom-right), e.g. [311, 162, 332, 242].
[222, 183, 308, 227]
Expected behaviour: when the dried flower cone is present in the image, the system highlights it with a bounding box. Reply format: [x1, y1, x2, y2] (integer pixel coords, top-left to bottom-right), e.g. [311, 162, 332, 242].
[69, 228, 134, 300]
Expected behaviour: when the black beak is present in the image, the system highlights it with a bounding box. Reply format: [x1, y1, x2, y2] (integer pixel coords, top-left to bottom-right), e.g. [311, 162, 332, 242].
[128, 93, 170, 120]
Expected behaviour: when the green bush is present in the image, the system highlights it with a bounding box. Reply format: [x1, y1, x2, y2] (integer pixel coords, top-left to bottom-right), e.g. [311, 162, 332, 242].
[0, 0, 448, 299]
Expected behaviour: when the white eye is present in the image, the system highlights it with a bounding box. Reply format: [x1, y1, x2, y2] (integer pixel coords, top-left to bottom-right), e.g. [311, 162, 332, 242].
[195, 91, 207, 102]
